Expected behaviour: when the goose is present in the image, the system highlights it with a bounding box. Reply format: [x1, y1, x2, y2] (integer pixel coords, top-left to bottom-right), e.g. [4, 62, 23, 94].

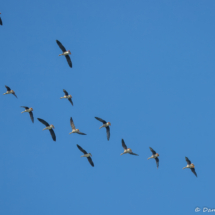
[60, 89, 73, 106]
[77, 144, 94, 167]
[148, 147, 159, 169]
[120, 139, 138, 156]
[183, 157, 197, 177]
[95, 117, 111, 140]
[56, 40, 72, 68]
[3, 85, 17, 98]
[69, 117, 86, 135]
[21, 106, 34, 123]
[37, 118, 56, 141]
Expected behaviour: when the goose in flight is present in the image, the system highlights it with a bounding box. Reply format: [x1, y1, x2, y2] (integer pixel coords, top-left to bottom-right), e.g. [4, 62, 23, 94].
[148, 147, 159, 169]
[21, 106, 34, 123]
[37, 118, 56, 141]
[3, 85, 17, 98]
[60, 89, 73, 106]
[56, 40, 72, 68]
[183, 157, 197, 177]
[120, 139, 138, 156]
[95, 117, 111, 140]
[77, 144, 94, 167]
[69, 117, 86, 135]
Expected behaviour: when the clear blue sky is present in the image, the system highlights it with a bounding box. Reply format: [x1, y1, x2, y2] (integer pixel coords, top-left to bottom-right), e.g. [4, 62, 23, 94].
[1, 1, 215, 214]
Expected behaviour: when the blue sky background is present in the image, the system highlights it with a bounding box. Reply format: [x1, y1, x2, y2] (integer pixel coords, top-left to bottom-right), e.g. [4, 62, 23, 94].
[1, 0, 215, 214]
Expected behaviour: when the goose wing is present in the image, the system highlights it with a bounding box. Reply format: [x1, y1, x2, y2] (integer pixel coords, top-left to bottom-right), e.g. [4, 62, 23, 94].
[87, 157, 94, 167]
[5, 85, 11, 91]
[70, 117, 76, 130]
[95, 117, 107, 124]
[29, 112, 34, 123]
[68, 98, 73, 106]
[12, 92, 17, 98]
[185, 157, 191, 165]
[77, 144, 87, 154]
[63, 89, 69, 96]
[106, 126, 110, 141]
[155, 157, 159, 169]
[130, 152, 138, 156]
[65, 55, 72, 68]
[77, 132, 87, 135]
[191, 168, 197, 177]
[149, 147, 156, 155]
[122, 139, 127, 149]
[37, 118, 50, 127]
[56, 40, 66, 52]
[21, 106, 29, 110]
[49, 129, 56, 141]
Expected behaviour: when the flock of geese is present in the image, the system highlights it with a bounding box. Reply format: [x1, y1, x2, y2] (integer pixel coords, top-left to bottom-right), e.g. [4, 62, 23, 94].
[2, 12, 197, 177]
